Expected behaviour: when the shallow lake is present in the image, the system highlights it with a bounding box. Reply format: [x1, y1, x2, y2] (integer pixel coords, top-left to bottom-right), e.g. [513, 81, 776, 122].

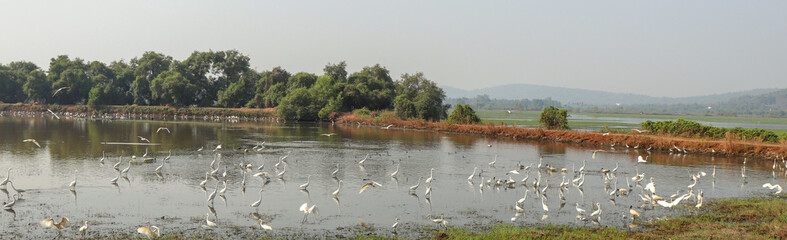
[0, 115, 783, 238]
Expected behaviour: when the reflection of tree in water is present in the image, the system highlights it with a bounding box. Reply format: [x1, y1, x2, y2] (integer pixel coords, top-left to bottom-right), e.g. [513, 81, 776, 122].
[538, 142, 567, 155]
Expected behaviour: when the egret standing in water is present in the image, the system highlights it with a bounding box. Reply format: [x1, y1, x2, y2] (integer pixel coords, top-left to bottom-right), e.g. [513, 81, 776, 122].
[300, 175, 311, 190]
[333, 180, 343, 196]
[390, 164, 400, 178]
[425, 168, 435, 183]
[251, 189, 264, 209]
[79, 221, 89, 235]
[409, 177, 422, 193]
[8, 181, 25, 198]
[69, 170, 78, 190]
[99, 151, 106, 164]
[0, 168, 12, 189]
[468, 167, 478, 181]
[358, 154, 370, 166]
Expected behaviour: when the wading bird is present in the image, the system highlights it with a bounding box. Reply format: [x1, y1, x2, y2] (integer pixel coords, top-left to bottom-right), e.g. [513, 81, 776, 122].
[0, 168, 12, 188]
[638, 155, 648, 163]
[358, 154, 369, 166]
[69, 170, 78, 190]
[425, 168, 435, 183]
[390, 164, 400, 178]
[251, 189, 264, 208]
[333, 180, 343, 196]
[299, 175, 311, 190]
[409, 177, 422, 193]
[258, 219, 273, 230]
[8, 181, 25, 198]
[40, 217, 70, 230]
[299, 203, 319, 222]
[99, 151, 105, 164]
[137, 224, 160, 239]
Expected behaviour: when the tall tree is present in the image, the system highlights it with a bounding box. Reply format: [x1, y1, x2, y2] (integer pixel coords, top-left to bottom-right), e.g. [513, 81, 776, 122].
[150, 70, 197, 106]
[131, 51, 173, 105]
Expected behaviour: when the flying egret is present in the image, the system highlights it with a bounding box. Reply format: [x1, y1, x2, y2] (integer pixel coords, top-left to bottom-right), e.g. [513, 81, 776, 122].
[637, 155, 648, 163]
[23, 139, 41, 148]
[52, 86, 70, 96]
[156, 127, 170, 134]
[299, 202, 319, 222]
[360, 181, 382, 194]
[137, 136, 150, 143]
[763, 183, 783, 194]
[40, 217, 70, 230]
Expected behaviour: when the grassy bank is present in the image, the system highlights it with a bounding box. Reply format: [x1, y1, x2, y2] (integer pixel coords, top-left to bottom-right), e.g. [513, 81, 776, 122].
[353, 195, 786, 240]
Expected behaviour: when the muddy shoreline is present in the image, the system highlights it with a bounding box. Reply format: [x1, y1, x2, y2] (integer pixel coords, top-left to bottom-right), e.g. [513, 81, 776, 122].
[337, 114, 787, 162]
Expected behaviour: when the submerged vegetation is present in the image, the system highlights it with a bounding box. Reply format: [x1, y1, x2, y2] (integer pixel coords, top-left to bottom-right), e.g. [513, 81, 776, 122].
[0, 51, 448, 121]
[642, 119, 781, 143]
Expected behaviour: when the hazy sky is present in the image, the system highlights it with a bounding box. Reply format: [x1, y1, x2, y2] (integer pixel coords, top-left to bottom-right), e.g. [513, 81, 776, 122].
[1, 1, 785, 97]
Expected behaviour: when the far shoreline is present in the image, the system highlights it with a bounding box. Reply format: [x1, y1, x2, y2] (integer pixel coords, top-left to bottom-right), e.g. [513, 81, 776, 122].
[1, 103, 784, 162]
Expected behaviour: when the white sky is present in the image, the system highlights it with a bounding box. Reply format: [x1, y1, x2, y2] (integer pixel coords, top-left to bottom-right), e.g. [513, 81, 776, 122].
[1, 1, 785, 97]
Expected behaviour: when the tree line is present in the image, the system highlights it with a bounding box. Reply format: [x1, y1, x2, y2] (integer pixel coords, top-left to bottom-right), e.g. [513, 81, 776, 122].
[0, 50, 449, 121]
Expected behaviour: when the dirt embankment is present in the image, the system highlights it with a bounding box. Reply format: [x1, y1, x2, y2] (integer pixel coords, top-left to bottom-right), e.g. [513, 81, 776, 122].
[338, 114, 787, 161]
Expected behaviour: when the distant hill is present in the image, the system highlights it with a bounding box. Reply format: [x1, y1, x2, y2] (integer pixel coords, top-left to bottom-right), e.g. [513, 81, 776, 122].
[717, 88, 787, 114]
[442, 84, 780, 106]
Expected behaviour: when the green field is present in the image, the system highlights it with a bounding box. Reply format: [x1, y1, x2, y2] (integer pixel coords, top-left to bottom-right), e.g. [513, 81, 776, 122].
[474, 110, 787, 132]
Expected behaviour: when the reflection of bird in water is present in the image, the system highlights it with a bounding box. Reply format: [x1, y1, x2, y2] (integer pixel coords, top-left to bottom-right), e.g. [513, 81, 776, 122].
[137, 136, 150, 143]
[3, 194, 19, 208]
[333, 180, 343, 196]
[8, 181, 25, 198]
[23, 139, 41, 148]
[156, 127, 170, 134]
[0, 168, 12, 189]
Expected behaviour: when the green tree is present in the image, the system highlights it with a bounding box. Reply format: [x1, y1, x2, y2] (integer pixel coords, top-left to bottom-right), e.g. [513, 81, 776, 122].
[323, 61, 347, 82]
[341, 64, 395, 111]
[539, 106, 569, 130]
[447, 104, 480, 124]
[23, 70, 50, 103]
[287, 72, 318, 91]
[247, 67, 290, 108]
[52, 68, 92, 104]
[395, 72, 449, 121]
[131, 51, 173, 105]
[217, 70, 259, 108]
[278, 88, 322, 121]
[150, 70, 197, 106]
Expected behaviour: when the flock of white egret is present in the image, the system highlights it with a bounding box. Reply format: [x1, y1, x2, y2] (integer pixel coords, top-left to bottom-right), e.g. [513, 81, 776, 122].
[3, 123, 786, 239]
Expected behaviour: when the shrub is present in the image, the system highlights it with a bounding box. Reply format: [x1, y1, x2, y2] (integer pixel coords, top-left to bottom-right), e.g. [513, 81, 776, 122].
[447, 104, 480, 124]
[641, 119, 780, 143]
[539, 106, 569, 130]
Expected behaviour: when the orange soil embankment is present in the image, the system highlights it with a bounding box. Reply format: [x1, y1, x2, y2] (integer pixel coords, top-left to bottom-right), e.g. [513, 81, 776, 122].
[337, 113, 787, 161]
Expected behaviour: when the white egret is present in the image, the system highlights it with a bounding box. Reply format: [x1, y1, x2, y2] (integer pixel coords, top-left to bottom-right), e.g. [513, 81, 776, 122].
[578, 160, 586, 173]
[213, 144, 222, 152]
[299, 175, 311, 190]
[425, 168, 435, 183]
[590, 203, 602, 217]
[696, 189, 704, 209]
[207, 181, 219, 204]
[276, 165, 286, 178]
[69, 170, 78, 189]
[79, 221, 89, 235]
[333, 180, 343, 196]
[637, 155, 648, 163]
[40, 217, 70, 230]
[3, 194, 19, 208]
[541, 196, 549, 212]
[219, 180, 228, 195]
[155, 160, 165, 174]
[358, 154, 370, 166]
[392, 217, 399, 231]
[110, 172, 120, 184]
[251, 189, 264, 208]
[382, 124, 394, 129]
[763, 183, 783, 194]
[299, 202, 319, 222]
[644, 177, 656, 194]
[488, 155, 497, 167]
[199, 172, 209, 189]
[258, 219, 273, 230]
[468, 167, 477, 181]
[121, 161, 131, 175]
[137, 136, 150, 143]
[575, 203, 586, 215]
[612, 163, 619, 173]
[197, 146, 204, 152]
[517, 189, 529, 204]
[390, 164, 400, 178]
[99, 151, 105, 164]
[113, 157, 122, 170]
[409, 177, 422, 193]
[656, 194, 688, 208]
[360, 181, 382, 194]
[205, 213, 217, 227]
